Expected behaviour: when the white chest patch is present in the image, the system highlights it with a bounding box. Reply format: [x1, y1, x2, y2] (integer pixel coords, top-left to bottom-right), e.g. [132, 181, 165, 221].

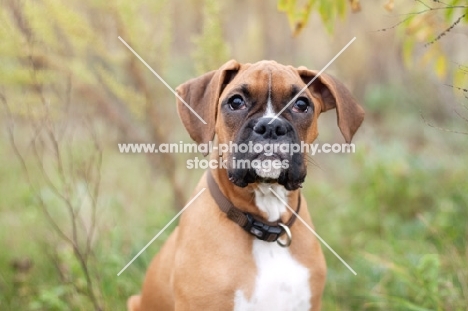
[254, 183, 288, 222]
[233, 240, 311, 311]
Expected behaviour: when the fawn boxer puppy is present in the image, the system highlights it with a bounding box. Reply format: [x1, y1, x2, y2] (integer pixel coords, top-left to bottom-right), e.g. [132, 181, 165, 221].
[128, 60, 364, 311]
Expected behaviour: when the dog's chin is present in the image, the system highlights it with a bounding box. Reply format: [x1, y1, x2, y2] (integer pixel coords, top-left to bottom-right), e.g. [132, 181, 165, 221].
[227, 152, 306, 190]
[227, 168, 278, 188]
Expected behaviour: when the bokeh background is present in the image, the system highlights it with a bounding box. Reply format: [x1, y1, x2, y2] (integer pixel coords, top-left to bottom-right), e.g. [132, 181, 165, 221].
[1, 0, 467, 310]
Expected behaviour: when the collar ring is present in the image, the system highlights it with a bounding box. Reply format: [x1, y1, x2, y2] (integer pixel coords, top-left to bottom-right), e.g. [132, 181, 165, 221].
[277, 223, 292, 247]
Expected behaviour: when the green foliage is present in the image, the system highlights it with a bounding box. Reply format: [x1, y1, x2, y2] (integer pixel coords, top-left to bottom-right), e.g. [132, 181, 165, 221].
[192, 0, 230, 75]
[364, 246, 466, 310]
[311, 140, 468, 310]
[0, 0, 172, 119]
[277, 0, 348, 35]
[29, 285, 70, 310]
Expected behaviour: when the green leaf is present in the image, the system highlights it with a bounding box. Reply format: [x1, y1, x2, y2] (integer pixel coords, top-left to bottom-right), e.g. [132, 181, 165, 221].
[402, 39, 415, 67]
[337, 0, 347, 18]
[278, 0, 294, 11]
[416, 254, 440, 308]
[292, 0, 315, 36]
[317, 1, 334, 34]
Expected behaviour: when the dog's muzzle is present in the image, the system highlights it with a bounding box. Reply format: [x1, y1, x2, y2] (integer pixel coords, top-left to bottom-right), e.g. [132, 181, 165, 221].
[227, 117, 307, 190]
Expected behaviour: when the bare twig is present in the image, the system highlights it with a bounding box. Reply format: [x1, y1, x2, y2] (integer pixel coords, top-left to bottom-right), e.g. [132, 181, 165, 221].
[2, 68, 104, 311]
[453, 109, 468, 123]
[376, 0, 467, 33]
[420, 110, 468, 135]
[2, 94, 75, 247]
[425, 14, 466, 47]
[444, 83, 468, 94]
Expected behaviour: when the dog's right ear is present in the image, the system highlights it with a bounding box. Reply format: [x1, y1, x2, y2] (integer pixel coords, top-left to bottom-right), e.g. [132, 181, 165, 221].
[176, 60, 241, 151]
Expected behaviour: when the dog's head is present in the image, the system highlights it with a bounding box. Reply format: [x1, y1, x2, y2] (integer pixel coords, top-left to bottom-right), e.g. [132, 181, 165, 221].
[176, 60, 364, 190]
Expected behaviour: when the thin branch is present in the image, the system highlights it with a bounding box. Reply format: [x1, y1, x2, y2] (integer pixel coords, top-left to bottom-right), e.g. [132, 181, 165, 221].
[444, 83, 468, 94]
[1, 94, 75, 246]
[453, 109, 468, 123]
[420, 111, 468, 135]
[416, 0, 431, 10]
[375, 15, 414, 32]
[425, 14, 466, 46]
[376, 1, 467, 32]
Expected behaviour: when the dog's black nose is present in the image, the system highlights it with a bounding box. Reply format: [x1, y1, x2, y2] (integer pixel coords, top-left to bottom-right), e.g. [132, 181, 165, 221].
[253, 118, 287, 139]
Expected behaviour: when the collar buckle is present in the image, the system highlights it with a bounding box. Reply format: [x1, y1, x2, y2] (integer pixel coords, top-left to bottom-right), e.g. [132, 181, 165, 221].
[244, 214, 283, 242]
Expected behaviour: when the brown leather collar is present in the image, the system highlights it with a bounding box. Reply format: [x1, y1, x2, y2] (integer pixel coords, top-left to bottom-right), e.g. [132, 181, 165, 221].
[207, 170, 300, 243]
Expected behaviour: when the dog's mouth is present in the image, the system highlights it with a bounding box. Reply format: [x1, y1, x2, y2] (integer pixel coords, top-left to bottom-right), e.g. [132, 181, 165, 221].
[226, 151, 306, 190]
[225, 117, 307, 190]
[227, 153, 279, 185]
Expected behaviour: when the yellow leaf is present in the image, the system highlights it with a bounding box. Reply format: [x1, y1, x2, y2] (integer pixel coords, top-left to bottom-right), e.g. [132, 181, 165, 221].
[277, 0, 291, 11]
[420, 48, 435, 67]
[384, 0, 394, 12]
[434, 55, 447, 80]
[453, 66, 468, 97]
[349, 0, 361, 13]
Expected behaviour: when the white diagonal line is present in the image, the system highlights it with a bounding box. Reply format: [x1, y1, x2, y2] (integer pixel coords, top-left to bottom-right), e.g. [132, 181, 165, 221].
[117, 188, 206, 276]
[118, 36, 207, 125]
[269, 37, 356, 124]
[269, 187, 357, 275]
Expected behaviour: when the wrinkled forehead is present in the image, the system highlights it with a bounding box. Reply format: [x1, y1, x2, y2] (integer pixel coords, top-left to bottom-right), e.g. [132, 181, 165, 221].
[222, 62, 305, 96]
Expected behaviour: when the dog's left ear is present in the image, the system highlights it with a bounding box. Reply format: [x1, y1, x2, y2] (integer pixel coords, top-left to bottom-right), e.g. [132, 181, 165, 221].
[176, 60, 241, 151]
[297, 67, 365, 143]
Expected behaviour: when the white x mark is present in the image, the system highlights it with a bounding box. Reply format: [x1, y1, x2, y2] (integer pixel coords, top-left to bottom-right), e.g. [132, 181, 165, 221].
[269, 37, 356, 124]
[117, 188, 206, 276]
[269, 187, 357, 275]
[118, 36, 207, 125]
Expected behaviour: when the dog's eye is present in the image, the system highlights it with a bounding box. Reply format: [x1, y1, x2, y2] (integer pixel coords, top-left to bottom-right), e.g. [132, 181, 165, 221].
[228, 96, 246, 111]
[292, 98, 310, 113]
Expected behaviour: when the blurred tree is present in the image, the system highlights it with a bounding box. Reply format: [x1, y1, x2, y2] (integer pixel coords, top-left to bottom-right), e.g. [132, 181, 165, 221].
[192, 0, 230, 75]
[0, 0, 191, 208]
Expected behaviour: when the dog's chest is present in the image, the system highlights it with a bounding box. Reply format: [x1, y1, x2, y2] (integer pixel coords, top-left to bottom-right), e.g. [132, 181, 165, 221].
[233, 240, 311, 311]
